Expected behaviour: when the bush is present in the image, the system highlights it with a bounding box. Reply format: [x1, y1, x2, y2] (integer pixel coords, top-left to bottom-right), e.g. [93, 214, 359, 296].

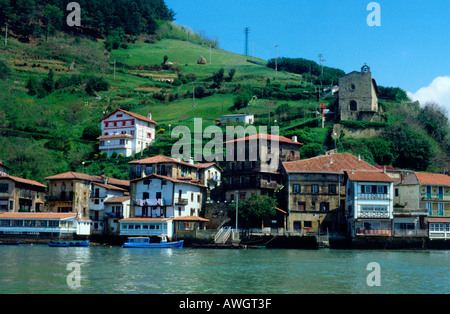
[85, 77, 109, 96]
[0, 60, 11, 79]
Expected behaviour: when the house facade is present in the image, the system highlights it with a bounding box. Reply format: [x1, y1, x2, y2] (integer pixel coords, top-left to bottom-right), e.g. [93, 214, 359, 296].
[282, 153, 378, 234]
[0, 175, 47, 213]
[345, 170, 394, 237]
[395, 172, 450, 239]
[220, 114, 254, 125]
[99, 108, 157, 157]
[103, 196, 130, 235]
[46, 172, 129, 221]
[120, 174, 208, 240]
[224, 134, 302, 202]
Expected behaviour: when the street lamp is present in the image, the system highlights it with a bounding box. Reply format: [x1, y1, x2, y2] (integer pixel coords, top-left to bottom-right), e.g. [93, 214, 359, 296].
[235, 190, 239, 232]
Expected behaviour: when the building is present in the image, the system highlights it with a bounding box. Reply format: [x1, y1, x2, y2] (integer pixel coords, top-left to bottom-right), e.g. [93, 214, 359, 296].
[224, 134, 302, 202]
[0, 212, 91, 242]
[89, 182, 128, 234]
[0, 175, 46, 213]
[345, 170, 394, 237]
[220, 114, 254, 125]
[99, 108, 157, 157]
[103, 196, 130, 235]
[282, 153, 378, 233]
[45, 172, 129, 221]
[120, 174, 208, 240]
[395, 172, 450, 239]
[338, 64, 381, 122]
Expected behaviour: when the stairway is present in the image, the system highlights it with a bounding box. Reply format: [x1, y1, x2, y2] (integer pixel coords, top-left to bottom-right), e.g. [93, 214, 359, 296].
[214, 227, 232, 244]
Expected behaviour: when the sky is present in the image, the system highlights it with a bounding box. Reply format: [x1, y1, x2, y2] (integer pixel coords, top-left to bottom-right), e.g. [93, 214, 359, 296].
[165, 0, 450, 114]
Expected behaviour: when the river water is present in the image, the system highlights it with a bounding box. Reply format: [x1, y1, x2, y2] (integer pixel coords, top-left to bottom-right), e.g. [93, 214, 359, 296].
[0, 245, 448, 294]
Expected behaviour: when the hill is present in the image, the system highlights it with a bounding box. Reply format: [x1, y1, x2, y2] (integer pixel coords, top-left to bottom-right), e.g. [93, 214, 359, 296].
[0, 31, 449, 183]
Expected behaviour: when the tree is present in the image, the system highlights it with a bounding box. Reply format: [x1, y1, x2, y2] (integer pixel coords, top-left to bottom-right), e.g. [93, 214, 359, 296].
[417, 103, 449, 143]
[212, 68, 225, 88]
[228, 68, 236, 82]
[0, 60, 11, 79]
[42, 4, 63, 41]
[233, 89, 252, 110]
[229, 194, 277, 228]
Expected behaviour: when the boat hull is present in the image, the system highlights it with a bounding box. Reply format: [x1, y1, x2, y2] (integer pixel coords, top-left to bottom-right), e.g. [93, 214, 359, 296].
[48, 240, 90, 247]
[123, 240, 184, 248]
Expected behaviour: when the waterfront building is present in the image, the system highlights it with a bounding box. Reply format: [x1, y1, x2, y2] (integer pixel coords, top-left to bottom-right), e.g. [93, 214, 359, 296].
[103, 196, 130, 235]
[394, 172, 450, 239]
[0, 212, 91, 242]
[345, 169, 394, 237]
[120, 174, 208, 240]
[99, 108, 157, 157]
[89, 182, 128, 234]
[220, 114, 254, 125]
[282, 153, 377, 234]
[223, 133, 302, 202]
[0, 175, 46, 213]
[45, 172, 129, 221]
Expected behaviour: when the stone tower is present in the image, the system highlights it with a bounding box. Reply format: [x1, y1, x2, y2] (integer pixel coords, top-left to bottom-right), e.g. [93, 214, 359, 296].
[338, 64, 380, 122]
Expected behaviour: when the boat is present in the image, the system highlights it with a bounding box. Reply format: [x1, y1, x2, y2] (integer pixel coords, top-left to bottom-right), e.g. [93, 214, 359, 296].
[0, 241, 21, 245]
[48, 240, 90, 247]
[123, 236, 184, 248]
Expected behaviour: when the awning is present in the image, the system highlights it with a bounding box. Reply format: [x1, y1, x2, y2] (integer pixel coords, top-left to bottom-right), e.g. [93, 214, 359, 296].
[427, 217, 450, 223]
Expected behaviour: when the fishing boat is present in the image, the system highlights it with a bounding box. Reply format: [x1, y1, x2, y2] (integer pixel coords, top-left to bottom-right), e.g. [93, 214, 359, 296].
[48, 240, 90, 247]
[0, 241, 21, 245]
[123, 236, 183, 248]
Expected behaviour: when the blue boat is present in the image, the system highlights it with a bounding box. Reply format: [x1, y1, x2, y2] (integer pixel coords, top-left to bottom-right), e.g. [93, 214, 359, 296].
[123, 236, 183, 248]
[48, 240, 89, 247]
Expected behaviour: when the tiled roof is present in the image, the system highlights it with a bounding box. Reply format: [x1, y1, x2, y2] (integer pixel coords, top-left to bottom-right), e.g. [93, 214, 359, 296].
[283, 153, 377, 174]
[100, 108, 156, 124]
[0, 212, 77, 220]
[414, 172, 450, 186]
[129, 155, 196, 167]
[0, 175, 47, 188]
[131, 174, 206, 188]
[347, 170, 394, 182]
[45, 172, 129, 187]
[119, 217, 173, 222]
[97, 134, 133, 140]
[224, 133, 302, 145]
[104, 196, 130, 204]
[173, 216, 209, 222]
[92, 182, 127, 192]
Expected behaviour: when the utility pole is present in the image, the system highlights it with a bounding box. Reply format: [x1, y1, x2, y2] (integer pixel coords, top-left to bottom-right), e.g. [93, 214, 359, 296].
[4, 22, 8, 46]
[244, 27, 250, 56]
[318, 53, 326, 76]
[275, 45, 278, 77]
[113, 59, 116, 79]
[210, 44, 212, 64]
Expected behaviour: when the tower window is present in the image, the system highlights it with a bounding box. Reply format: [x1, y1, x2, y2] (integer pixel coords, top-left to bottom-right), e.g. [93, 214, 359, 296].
[350, 100, 357, 111]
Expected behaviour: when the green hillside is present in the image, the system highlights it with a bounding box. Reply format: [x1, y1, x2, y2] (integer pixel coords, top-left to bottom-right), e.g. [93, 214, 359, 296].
[0, 32, 449, 184]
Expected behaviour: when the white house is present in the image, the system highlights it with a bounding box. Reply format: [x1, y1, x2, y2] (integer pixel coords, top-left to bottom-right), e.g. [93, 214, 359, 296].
[345, 170, 394, 237]
[103, 196, 130, 235]
[0, 212, 91, 242]
[220, 114, 254, 125]
[99, 108, 157, 157]
[89, 181, 128, 234]
[119, 174, 208, 240]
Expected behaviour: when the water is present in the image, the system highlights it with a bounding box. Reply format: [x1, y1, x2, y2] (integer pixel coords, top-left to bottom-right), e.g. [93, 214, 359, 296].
[0, 245, 448, 294]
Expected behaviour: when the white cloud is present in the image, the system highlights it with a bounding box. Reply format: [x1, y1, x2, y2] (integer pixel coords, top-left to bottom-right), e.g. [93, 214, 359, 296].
[407, 76, 450, 115]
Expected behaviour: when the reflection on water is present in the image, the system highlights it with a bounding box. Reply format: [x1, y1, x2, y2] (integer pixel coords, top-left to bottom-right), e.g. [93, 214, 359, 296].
[0, 246, 448, 294]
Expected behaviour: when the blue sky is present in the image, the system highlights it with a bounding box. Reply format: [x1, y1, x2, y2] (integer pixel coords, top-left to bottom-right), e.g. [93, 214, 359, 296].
[165, 0, 450, 113]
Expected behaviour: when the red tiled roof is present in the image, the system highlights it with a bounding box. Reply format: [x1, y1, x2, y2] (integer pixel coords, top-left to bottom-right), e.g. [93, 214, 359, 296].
[129, 155, 195, 167]
[45, 172, 129, 187]
[97, 134, 133, 140]
[0, 175, 46, 188]
[92, 182, 127, 192]
[119, 217, 173, 222]
[224, 133, 302, 145]
[131, 174, 206, 188]
[347, 170, 394, 182]
[0, 212, 77, 220]
[100, 108, 156, 124]
[104, 196, 130, 204]
[414, 172, 450, 186]
[173, 216, 209, 222]
[374, 165, 400, 172]
[283, 153, 377, 174]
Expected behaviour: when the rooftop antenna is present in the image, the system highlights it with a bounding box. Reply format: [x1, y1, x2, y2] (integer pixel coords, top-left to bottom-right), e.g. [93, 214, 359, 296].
[318, 53, 326, 76]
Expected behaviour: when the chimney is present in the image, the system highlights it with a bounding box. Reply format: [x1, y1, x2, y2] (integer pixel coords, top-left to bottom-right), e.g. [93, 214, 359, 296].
[147, 112, 152, 121]
[358, 154, 361, 161]
[351, 168, 355, 174]
[330, 157, 333, 164]
[292, 136, 297, 143]
[383, 165, 386, 173]
[189, 157, 194, 165]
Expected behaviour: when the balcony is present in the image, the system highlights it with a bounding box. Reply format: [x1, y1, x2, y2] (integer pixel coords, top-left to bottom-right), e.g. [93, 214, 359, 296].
[175, 198, 188, 206]
[422, 193, 450, 201]
[48, 196, 73, 203]
[357, 193, 390, 200]
[356, 229, 391, 236]
[225, 180, 280, 190]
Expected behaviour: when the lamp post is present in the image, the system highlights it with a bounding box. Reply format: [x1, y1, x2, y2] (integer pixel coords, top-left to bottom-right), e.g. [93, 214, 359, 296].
[235, 191, 239, 232]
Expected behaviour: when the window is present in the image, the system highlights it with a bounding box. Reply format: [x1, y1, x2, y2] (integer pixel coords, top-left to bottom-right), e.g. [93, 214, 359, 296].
[304, 221, 312, 228]
[350, 100, 357, 111]
[395, 188, 399, 197]
[320, 202, 329, 211]
[0, 183, 8, 193]
[297, 202, 305, 211]
[293, 184, 300, 193]
[361, 205, 387, 212]
[426, 202, 433, 216]
[328, 185, 337, 194]
[312, 185, 319, 193]
[438, 203, 444, 216]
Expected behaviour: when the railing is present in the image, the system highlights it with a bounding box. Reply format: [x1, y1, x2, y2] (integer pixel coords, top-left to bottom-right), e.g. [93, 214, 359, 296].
[48, 196, 73, 202]
[214, 226, 232, 244]
[175, 198, 188, 206]
[357, 193, 390, 200]
[356, 229, 391, 236]
[393, 229, 428, 236]
[422, 193, 450, 201]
